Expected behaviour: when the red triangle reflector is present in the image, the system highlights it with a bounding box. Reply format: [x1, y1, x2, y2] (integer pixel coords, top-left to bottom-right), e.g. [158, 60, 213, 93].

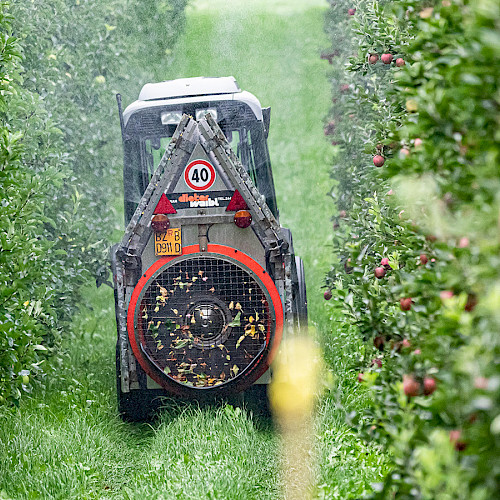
[154, 193, 177, 214]
[226, 190, 248, 211]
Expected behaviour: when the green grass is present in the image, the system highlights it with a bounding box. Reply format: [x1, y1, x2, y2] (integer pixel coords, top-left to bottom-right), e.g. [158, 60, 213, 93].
[0, 2, 387, 498]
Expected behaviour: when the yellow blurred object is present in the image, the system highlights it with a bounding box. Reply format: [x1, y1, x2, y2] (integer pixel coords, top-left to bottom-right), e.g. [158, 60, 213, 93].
[406, 99, 418, 112]
[269, 335, 322, 421]
[269, 334, 323, 500]
[419, 7, 434, 18]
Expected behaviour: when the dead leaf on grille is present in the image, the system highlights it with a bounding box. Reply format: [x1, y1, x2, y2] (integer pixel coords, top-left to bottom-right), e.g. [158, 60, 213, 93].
[226, 354, 231, 360]
[172, 308, 178, 315]
[220, 372, 226, 380]
[245, 324, 256, 336]
[236, 335, 246, 349]
[228, 311, 241, 327]
[164, 366, 171, 375]
[258, 324, 265, 333]
[255, 312, 259, 321]
[235, 303, 242, 310]
[249, 316, 254, 324]
[158, 285, 168, 297]
[192, 277, 198, 282]
[142, 311, 148, 320]
[191, 316, 196, 324]
[202, 277, 208, 282]
[198, 270, 204, 276]
[209, 287, 215, 293]
[229, 301, 234, 310]
[231, 364, 239, 376]
[172, 339, 189, 349]
[154, 305, 160, 313]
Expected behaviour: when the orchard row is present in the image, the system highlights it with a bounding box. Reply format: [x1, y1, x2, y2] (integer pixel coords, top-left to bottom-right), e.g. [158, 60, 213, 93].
[323, 0, 500, 498]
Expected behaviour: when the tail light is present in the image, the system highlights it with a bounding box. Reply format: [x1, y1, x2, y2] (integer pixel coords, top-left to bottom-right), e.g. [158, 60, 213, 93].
[234, 210, 252, 228]
[151, 214, 170, 232]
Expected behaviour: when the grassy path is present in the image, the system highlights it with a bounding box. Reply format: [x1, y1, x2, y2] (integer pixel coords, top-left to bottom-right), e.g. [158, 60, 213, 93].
[0, 2, 386, 498]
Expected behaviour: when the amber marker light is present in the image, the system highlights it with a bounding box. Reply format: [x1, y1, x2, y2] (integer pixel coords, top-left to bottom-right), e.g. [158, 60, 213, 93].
[151, 214, 170, 232]
[234, 210, 252, 229]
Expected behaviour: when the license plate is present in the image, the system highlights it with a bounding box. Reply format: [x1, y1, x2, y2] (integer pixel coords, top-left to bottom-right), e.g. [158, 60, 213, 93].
[154, 228, 182, 256]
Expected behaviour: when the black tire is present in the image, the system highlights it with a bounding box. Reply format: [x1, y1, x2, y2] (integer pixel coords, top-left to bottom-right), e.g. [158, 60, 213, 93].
[116, 344, 159, 421]
[238, 383, 272, 418]
[294, 256, 308, 330]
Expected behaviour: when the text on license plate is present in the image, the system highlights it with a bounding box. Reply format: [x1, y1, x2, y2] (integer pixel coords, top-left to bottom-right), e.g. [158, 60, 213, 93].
[154, 228, 182, 256]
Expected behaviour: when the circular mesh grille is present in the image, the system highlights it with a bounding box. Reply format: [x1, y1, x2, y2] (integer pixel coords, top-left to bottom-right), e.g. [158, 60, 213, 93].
[135, 255, 272, 389]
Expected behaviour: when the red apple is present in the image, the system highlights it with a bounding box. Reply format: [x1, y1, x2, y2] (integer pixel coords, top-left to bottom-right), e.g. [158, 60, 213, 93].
[474, 377, 488, 389]
[372, 358, 382, 368]
[344, 258, 353, 274]
[395, 58, 405, 67]
[373, 155, 385, 167]
[374, 267, 386, 279]
[414, 137, 423, 148]
[381, 53, 393, 64]
[449, 430, 467, 451]
[420, 253, 429, 265]
[369, 54, 379, 64]
[465, 293, 478, 312]
[423, 377, 436, 395]
[400, 298, 412, 311]
[413, 349, 422, 355]
[324, 121, 336, 135]
[403, 375, 420, 397]
[357, 372, 364, 382]
[324, 290, 332, 301]
[348, 8, 356, 15]
[373, 335, 385, 351]
[402, 339, 411, 349]
[339, 209, 347, 218]
[440, 290, 454, 301]
[458, 237, 469, 248]
[399, 148, 410, 158]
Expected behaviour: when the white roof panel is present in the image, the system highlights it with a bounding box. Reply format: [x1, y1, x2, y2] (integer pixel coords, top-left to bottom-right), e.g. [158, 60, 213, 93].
[138, 76, 241, 101]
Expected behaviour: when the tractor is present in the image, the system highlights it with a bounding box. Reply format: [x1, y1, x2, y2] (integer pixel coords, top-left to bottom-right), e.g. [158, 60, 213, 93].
[111, 76, 307, 420]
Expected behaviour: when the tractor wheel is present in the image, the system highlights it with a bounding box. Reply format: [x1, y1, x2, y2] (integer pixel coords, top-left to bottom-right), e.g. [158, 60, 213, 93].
[294, 256, 308, 330]
[116, 344, 164, 421]
[237, 384, 271, 418]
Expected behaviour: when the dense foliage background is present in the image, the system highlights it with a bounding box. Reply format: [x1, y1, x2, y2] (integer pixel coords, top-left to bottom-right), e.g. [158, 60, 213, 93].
[0, 0, 188, 404]
[324, 0, 500, 497]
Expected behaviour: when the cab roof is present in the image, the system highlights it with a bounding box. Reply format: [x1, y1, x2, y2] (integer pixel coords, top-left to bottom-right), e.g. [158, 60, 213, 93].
[139, 76, 241, 100]
[123, 77, 263, 126]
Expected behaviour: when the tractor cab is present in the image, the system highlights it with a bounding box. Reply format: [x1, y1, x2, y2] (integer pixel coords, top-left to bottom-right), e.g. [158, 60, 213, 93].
[120, 76, 278, 223]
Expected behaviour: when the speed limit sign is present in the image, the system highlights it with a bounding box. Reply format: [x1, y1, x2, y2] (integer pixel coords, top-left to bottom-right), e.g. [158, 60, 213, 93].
[184, 159, 216, 191]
